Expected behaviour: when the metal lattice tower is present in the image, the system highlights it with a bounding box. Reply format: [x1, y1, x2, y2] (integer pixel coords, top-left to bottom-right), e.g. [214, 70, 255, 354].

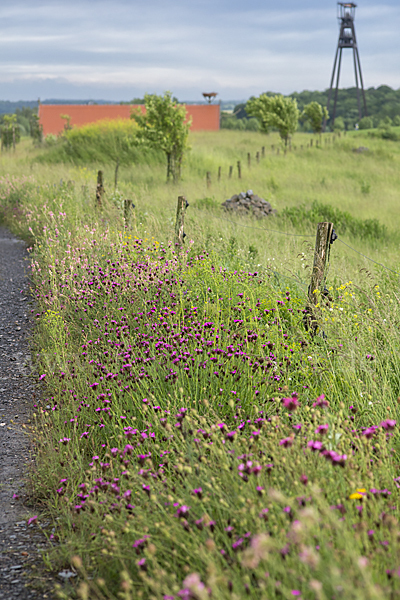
[325, 3, 367, 129]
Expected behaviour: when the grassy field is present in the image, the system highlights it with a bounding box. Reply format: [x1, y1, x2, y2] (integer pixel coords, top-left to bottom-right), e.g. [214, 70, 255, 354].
[1, 128, 400, 599]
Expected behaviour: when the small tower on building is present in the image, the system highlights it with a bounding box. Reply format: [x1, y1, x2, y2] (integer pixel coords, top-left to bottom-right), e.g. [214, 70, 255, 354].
[325, 3, 367, 128]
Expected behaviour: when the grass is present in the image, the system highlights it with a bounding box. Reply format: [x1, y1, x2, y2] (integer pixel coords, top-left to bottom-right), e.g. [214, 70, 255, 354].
[1, 128, 400, 599]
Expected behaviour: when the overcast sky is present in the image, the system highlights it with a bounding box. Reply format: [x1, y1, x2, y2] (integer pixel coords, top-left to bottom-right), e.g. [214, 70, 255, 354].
[0, 0, 399, 102]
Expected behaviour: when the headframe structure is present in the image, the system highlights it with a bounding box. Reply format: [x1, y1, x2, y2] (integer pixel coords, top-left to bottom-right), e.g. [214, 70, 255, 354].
[325, 3, 367, 129]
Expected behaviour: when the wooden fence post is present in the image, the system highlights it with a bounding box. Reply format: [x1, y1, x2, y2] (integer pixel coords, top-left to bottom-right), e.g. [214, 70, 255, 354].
[310, 139, 313, 147]
[307, 222, 334, 334]
[124, 199, 135, 228]
[206, 171, 211, 189]
[237, 161, 241, 179]
[174, 195, 188, 248]
[256, 151, 260, 163]
[218, 166, 221, 181]
[247, 152, 251, 168]
[229, 165, 233, 179]
[96, 170, 104, 207]
[261, 146, 265, 158]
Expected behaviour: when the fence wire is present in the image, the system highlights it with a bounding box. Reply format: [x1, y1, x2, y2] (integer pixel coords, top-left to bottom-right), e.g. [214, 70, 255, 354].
[195, 211, 315, 238]
[337, 238, 400, 277]
[182, 207, 399, 284]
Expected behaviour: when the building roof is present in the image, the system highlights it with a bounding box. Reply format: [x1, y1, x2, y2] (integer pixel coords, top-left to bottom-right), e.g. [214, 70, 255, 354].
[38, 103, 220, 136]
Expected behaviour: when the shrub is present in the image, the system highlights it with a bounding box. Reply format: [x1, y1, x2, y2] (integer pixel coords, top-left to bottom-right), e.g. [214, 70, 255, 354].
[279, 200, 387, 241]
[358, 117, 373, 130]
[38, 119, 162, 165]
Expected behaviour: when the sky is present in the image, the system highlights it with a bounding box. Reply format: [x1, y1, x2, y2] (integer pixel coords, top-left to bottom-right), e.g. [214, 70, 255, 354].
[0, 0, 399, 102]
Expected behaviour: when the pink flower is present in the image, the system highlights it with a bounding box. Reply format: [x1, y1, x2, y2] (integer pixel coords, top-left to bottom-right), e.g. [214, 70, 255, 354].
[280, 436, 294, 448]
[282, 394, 300, 411]
[380, 419, 396, 431]
[312, 394, 329, 408]
[362, 426, 377, 439]
[27, 516, 38, 526]
[315, 424, 329, 435]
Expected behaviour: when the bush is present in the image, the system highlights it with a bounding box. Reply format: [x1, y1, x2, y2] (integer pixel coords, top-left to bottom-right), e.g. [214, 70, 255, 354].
[220, 114, 260, 131]
[359, 117, 373, 130]
[38, 119, 163, 166]
[333, 116, 345, 131]
[279, 200, 387, 242]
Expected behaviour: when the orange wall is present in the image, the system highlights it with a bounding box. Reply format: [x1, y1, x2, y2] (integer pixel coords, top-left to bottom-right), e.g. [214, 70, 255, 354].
[38, 103, 220, 136]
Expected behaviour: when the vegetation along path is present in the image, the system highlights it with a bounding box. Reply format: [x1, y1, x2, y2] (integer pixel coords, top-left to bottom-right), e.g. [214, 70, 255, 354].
[0, 226, 52, 599]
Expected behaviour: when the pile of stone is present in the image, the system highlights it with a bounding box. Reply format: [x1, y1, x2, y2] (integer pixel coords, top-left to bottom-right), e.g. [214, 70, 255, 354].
[222, 190, 276, 218]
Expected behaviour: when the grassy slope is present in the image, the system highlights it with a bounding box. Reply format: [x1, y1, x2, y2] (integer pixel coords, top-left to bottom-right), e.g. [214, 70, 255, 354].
[1, 130, 400, 599]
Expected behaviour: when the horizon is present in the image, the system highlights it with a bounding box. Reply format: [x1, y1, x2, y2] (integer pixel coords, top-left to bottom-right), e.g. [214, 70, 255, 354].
[1, 83, 399, 109]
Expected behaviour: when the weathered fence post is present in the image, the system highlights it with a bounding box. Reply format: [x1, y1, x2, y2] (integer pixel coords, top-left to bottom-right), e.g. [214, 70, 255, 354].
[174, 195, 188, 248]
[261, 146, 265, 158]
[124, 199, 135, 228]
[256, 151, 260, 164]
[307, 222, 335, 334]
[310, 139, 313, 147]
[229, 165, 233, 179]
[218, 166, 221, 181]
[237, 161, 241, 179]
[206, 171, 211, 189]
[247, 152, 251, 168]
[96, 170, 104, 207]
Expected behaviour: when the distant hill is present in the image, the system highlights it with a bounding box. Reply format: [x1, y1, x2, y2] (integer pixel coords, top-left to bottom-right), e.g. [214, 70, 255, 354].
[0, 100, 39, 115]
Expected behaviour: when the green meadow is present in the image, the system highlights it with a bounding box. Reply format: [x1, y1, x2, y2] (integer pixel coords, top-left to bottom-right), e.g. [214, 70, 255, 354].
[1, 127, 400, 599]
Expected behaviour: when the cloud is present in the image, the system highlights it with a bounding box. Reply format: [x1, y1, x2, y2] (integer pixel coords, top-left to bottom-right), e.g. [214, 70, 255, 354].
[0, 0, 398, 100]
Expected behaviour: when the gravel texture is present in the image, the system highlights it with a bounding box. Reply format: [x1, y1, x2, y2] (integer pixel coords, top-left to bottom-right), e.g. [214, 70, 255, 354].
[0, 226, 54, 598]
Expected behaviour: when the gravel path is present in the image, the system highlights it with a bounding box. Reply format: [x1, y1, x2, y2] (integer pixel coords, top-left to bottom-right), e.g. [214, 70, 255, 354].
[0, 226, 54, 598]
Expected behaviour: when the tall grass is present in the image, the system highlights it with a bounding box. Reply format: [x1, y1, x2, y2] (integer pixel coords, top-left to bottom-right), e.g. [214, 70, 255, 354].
[1, 129, 400, 599]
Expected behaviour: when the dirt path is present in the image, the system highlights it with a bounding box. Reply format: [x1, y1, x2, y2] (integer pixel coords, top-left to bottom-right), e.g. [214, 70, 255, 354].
[0, 226, 53, 598]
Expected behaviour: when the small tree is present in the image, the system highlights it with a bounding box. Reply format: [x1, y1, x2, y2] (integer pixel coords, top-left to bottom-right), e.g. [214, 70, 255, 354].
[132, 92, 191, 183]
[30, 114, 43, 144]
[60, 114, 72, 133]
[1, 114, 20, 151]
[302, 102, 328, 135]
[246, 94, 299, 147]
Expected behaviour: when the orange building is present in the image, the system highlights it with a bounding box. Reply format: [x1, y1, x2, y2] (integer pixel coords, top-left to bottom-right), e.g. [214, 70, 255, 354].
[38, 103, 220, 136]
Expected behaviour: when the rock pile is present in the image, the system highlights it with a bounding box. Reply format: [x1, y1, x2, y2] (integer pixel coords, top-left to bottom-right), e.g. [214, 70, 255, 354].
[222, 190, 276, 218]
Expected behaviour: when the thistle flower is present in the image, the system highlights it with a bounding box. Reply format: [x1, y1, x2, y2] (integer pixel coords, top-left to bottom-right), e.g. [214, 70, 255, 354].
[315, 424, 329, 435]
[380, 419, 396, 431]
[282, 394, 300, 411]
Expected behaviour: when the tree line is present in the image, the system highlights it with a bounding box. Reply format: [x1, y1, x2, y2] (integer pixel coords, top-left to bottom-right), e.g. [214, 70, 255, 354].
[222, 85, 400, 132]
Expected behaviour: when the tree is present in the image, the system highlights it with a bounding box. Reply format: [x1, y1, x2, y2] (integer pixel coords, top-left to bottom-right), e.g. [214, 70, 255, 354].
[30, 113, 43, 144]
[302, 102, 328, 135]
[131, 92, 191, 183]
[1, 114, 20, 151]
[246, 94, 299, 147]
